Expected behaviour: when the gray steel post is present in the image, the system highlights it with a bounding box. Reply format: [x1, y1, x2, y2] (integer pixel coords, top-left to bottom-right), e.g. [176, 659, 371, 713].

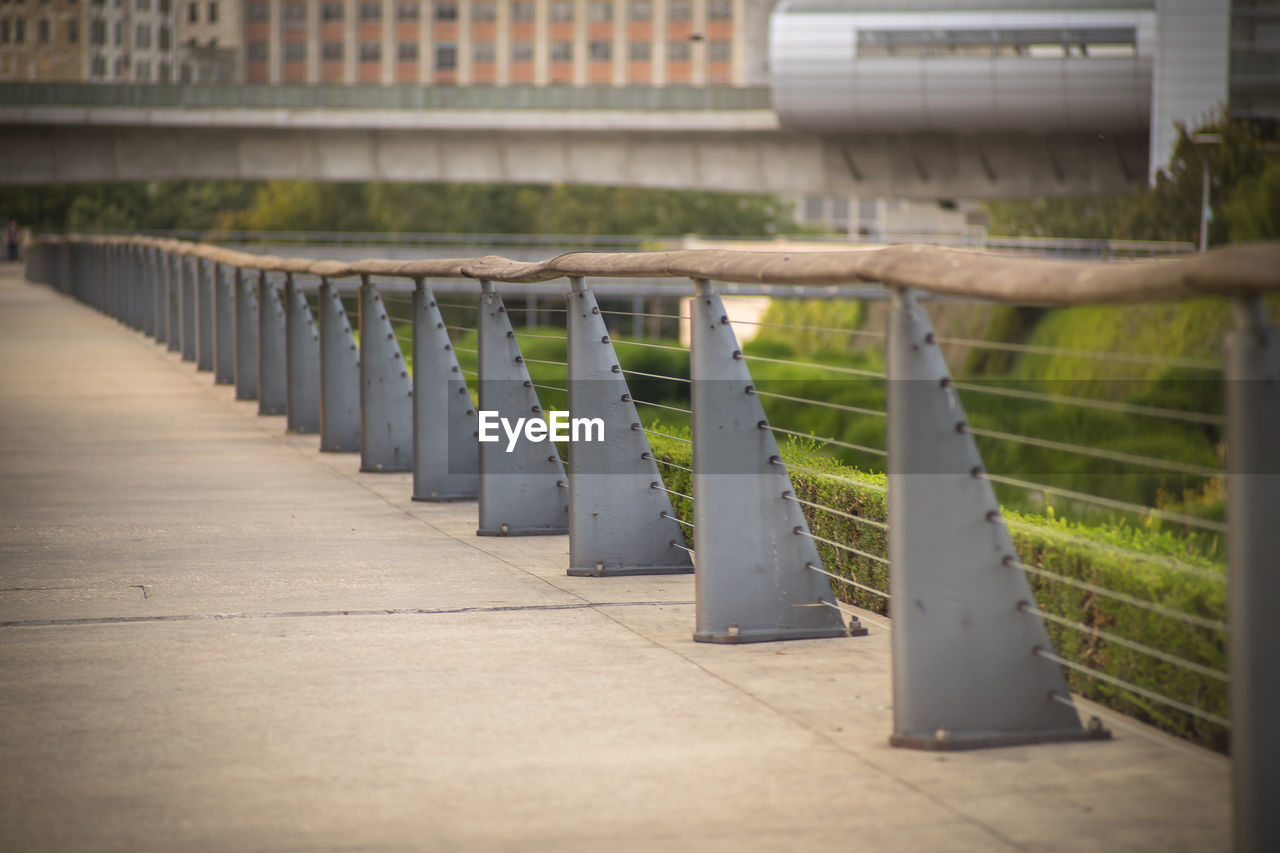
[233, 268, 259, 401]
[180, 255, 196, 362]
[130, 246, 143, 331]
[195, 258, 214, 371]
[690, 278, 851, 643]
[411, 281, 478, 501]
[152, 248, 165, 343]
[211, 263, 235, 384]
[141, 247, 156, 339]
[886, 288, 1094, 750]
[318, 278, 361, 452]
[284, 273, 320, 433]
[358, 277, 412, 471]
[566, 278, 693, 577]
[167, 252, 182, 353]
[1225, 296, 1280, 853]
[257, 272, 287, 416]
[476, 280, 568, 536]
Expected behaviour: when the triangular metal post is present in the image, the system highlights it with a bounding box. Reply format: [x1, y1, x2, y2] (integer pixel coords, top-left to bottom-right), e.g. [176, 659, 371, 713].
[212, 263, 235, 385]
[284, 273, 320, 434]
[233, 268, 259, 401]
[886, 288, 1095, 750]
[566, 279, 693, 576]
[257, 272, 286, 416]
[195, 258, 214, 372]
[476, 280, 568, 536]
[691, 279, 853, 643]
[318, 277, 361, 452]
[140, 247, 155, 338]
[150, 248, 165, 344]
[411, 282, 478, 501]
[180, 255, 196, 362]
[166, 252, 181, 353]
[358, 277, 413, 472]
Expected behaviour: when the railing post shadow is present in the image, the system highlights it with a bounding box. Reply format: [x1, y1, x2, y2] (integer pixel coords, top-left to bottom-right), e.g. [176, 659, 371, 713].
[284, 272, 320, 433]
[885, 287, 1099, 750]
[318, 277, 361, 452]
[358, 276, 412, 471]
[690, 277, 853, 643]
[476, 278, 568, 536]
[411, 280, 478, 501]
[212, 262, 235, 385]
[257, 272, 287, 416]
[565, 276, 693, 577]
[1225, 296, 1279, 853]
[233, 267, 259, 401]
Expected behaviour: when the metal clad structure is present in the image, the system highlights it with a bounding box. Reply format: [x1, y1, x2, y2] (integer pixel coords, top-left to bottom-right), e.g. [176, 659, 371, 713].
[770, 1, 1155, 133]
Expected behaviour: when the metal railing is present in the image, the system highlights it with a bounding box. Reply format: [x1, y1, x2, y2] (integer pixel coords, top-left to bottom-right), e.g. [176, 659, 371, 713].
[22, 234, 1280, 852]
[0, 82, 772, 111]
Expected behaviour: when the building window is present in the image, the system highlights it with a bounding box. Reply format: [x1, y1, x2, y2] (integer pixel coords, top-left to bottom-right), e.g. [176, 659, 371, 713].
[511, 40, 532, 62]
[321, 2, 342, 20]
[473, 1, 494, 21]
[588, 0, 611, 22]
[187, 1, 196, 21]
[13, 17, 22, 43]
[284, 2, 305, 26]
[136, 0, 148, 10]
[396, 2, 418, 20]
[668, 0, 690, 21]
[628, 41, 648, 60]
[112, 18, 121, 44]
[67, 18, 77, 42]
[667, 40, 689, 60]
[136, 59, 149, 80]
[208, 1, 216, 22]
[37, 17, 48, 43]
[135, 22, 149, 47]
[708, 0, 730, 20]
[435, 40, 456, 69]
[322, 40, 342, 60]
[433, 1, 455, 21]
[549, 0, 572, 21]
[551, 40, 572, 61]
[397, 41, 417, 60]
[180, 63, 191, 82]
[158, 24, 169, 48]
[359, 41, 381, 62]
[90, 18, 104, 44]
[246, 1, 266, 22]
[589, 40, 610, 61]
[0, 19, 9, 43]
[358, 1, 380, 21]
[510, 1, 532, 22]
[114, 56, 127, 77]
[159, 0, 168, 12]
[708, 39, 729, 62]
[629, 1, 649, 22]
[158, 61, 171, 80]
[473, 40, 493, 62]
[91, 54, 106, 76]
[284, 40, 305, 62]
[247, 41, 267, 61]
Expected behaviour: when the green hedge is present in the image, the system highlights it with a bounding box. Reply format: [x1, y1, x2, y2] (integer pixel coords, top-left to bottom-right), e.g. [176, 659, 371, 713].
[645, 423, 1228, 752]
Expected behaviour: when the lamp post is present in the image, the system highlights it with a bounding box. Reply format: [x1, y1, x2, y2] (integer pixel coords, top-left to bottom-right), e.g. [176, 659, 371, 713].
[1192, 132, 1223, 252]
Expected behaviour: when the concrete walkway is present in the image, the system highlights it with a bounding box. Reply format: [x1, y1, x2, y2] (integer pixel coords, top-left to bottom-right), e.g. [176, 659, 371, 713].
[0, 265, 1229, 852]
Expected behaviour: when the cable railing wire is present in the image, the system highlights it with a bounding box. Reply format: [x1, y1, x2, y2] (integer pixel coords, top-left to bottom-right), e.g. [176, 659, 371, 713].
[621, 368, 691, 385]
[742, 353, 886, 380]
[952, 380, 1226, 427]
[983, 473, 1228, 534]
[763, 423, 888, 457]
[1007, 557, 1226, 633]
[629, 397, 693, 415]
[934, 335, 1221, 371]
[794, 527, 891, 565]
[805, 561, 892, 600]
[1019, 603, 1228, 682]
[750, 388, 887, 420]
[1034, 647, 1230, 728]
[967, 425, 1222, 478]
[1003, 517, 1225, 583]
[783, 492, 889, 531]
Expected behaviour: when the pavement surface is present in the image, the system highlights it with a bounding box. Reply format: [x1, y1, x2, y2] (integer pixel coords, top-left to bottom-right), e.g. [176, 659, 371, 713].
[0, 264, 1230, 852]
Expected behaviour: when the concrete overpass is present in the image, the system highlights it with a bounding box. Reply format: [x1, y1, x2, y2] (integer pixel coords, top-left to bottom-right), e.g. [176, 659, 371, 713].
[0, 83, 1147, 199]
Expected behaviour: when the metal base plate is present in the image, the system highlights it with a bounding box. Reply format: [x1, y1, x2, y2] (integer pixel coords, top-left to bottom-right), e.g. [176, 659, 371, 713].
[412, 494, 478, 503]
[477, 526, 569, 537]
[890, 724, 1111, 751]
[694, 625, 855, 644]
[359, 466, 412, 473]
[567, 565, 695, 578]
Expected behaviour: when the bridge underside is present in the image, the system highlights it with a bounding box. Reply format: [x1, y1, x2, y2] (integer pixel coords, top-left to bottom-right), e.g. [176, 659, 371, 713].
[2, 121, 1146, 199]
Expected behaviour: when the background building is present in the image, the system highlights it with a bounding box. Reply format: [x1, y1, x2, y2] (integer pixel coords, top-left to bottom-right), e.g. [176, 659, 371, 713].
[178, 0, 241, 82]
[0, 0, 83, 81]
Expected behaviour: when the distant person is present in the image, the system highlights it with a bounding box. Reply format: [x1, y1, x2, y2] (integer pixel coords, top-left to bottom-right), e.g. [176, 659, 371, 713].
[6, 220, 18, 261]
